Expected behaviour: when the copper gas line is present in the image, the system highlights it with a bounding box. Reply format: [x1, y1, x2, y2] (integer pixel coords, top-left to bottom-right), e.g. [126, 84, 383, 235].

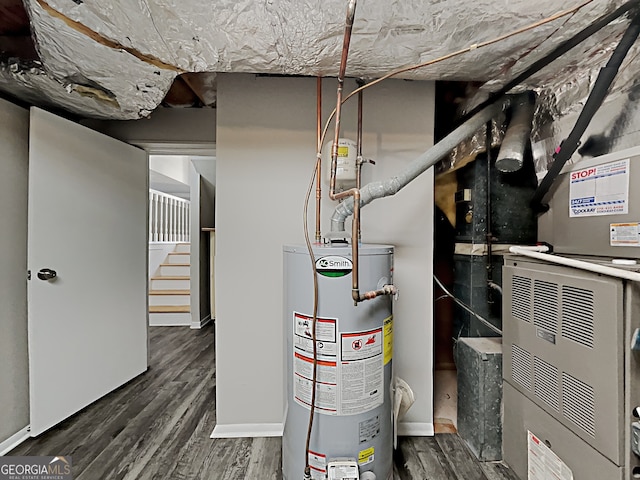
[315, 77, 323, 243]
[355, 80, 364, 242]
[328, 0, 362, 305]
[329, 0, 396, 305]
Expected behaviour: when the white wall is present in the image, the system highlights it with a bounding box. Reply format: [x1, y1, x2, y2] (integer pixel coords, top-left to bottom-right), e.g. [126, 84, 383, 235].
[0, 98, 30, 451]
[149, 155, 191, 184]
[82, 107, 216, 145]
[213, 74, 434, 436]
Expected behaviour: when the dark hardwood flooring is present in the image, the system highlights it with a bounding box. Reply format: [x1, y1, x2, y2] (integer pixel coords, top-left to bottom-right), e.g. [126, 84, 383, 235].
[9, 325, 519, 480]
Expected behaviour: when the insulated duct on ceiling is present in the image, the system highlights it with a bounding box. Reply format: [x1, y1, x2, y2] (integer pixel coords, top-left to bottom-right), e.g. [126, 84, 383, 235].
[0, 0, 637, 119]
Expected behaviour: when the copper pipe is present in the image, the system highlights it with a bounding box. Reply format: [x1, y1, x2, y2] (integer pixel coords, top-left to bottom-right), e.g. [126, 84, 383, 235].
[356, 81, 364, 242]
[329, 0, 357, 200]
[328, 1, 393, 305]
[315, 77, 322, 243]
[329, 0, 363, 304]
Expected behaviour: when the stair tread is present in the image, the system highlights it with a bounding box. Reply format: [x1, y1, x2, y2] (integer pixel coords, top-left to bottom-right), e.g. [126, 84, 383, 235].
[160, 263, 190, 267]
[149, 289, 190, 295]
[149, 305, 190, 313]
[151, 275, 190, 280]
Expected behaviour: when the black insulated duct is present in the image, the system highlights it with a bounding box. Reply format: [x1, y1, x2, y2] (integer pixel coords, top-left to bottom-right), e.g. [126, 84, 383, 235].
[531, 6, 640, 210]
[460, 1, 640, 126]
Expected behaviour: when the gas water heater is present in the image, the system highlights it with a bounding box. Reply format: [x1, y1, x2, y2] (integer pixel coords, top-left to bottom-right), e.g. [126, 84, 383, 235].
[283, 243, 394, 480]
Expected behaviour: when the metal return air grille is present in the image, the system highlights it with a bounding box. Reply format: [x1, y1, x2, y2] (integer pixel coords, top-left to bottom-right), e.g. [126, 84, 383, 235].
[533, 280, 558, 334]
[534, 356, 560, 411]
[511, 344, 533, 392]
[511, 275, 531, 322]
[561, 285, 595, 349]
[562, 372, 596, 437]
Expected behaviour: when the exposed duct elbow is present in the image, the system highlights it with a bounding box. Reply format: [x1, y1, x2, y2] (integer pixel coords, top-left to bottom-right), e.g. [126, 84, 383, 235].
[330, 94, 519, 233]
[496, 92, 535, 172]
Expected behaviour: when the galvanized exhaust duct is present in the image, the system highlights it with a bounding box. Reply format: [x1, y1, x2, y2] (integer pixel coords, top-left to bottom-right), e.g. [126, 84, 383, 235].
[496, 92, 535, 172]
[330, 93, 521, 233]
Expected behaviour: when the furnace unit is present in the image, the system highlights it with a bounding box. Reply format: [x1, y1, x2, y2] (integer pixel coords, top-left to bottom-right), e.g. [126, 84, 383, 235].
[503, 146, 640, 479]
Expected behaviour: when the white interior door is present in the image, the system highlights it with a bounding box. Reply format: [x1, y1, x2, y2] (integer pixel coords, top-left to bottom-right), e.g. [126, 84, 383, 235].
[27, 108, 148, 436]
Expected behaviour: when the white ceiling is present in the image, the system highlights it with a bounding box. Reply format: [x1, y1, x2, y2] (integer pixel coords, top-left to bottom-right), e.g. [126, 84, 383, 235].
[0, 0, 638, 120]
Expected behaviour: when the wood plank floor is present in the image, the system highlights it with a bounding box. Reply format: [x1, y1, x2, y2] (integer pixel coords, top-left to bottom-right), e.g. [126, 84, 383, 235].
[9, 325, 520, 480]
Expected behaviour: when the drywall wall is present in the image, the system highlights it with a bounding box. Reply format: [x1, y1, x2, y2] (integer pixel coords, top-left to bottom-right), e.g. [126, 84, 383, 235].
[189, 164, 203, 327]
[213, 74, 434, 436]
[82, 107, 216, 145]
[0, 98, 30, 450]
[149, 155, 191, 185]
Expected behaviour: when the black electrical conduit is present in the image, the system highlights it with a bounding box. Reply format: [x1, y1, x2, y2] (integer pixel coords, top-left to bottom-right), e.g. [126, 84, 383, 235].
[330, 2, 640, 233]
[460, 1, 640, 125]
[531, 6, 640, 209]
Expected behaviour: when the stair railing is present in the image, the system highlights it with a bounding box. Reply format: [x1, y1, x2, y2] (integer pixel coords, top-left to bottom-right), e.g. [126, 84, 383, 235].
[149, 189, 191, 243]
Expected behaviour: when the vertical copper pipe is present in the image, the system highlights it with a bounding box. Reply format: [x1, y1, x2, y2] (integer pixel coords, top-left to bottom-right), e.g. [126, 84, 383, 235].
[329, 0, 356, 198]
[329, 0, 362, 304]
[315, 77, 322, 243]
[356, 83, 364, 241]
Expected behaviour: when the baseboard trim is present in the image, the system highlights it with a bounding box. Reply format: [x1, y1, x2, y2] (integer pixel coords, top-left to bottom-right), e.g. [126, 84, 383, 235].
[191, 314, 212, 330]
[149, 312, 191, 327]
[211, 423, 283, 439]
[0, 426, 30, 456]
[398, 422, 434, 437]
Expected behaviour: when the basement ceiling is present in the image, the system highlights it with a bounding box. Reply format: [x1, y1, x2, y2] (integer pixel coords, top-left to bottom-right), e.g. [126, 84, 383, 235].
[0, 0, 638, 120]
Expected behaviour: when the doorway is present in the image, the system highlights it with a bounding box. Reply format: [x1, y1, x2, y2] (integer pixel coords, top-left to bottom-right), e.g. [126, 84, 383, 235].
[146, 152, 216, 329]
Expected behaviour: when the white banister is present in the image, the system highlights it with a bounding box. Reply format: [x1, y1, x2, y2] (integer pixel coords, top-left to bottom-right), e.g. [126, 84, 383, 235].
[149, 189, 190, 244]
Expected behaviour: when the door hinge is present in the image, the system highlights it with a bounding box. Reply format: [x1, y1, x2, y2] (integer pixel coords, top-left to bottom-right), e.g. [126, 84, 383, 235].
[27, 270, 31, 280]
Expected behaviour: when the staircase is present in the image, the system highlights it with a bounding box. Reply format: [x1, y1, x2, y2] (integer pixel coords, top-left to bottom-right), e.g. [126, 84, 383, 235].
[149, 243, 191, 326]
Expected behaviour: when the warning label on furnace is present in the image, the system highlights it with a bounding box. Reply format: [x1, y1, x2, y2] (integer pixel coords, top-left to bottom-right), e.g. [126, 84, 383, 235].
[569, 159, 629, 217]
[527, 431, 573, 480]
[610, 222, 640, 247]
[340, 328, 384, 415]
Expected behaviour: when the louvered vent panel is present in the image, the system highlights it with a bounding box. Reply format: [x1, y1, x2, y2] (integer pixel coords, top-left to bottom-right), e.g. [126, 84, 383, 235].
[562, 372, 596, 437]
[511, 344, 533, 391]
[561, 286, 595, 349]
[511, 275, 531, 322]
[533, 280, 558, 334]
[534, 356, 560, 411]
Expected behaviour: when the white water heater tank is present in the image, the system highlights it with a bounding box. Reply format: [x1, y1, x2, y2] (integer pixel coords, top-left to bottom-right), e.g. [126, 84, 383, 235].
[282, 243, 394, 480]
[324, 138, 358, 189]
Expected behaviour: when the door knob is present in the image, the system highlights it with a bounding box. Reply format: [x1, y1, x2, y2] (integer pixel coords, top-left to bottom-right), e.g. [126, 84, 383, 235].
[37, 268, 57, 281]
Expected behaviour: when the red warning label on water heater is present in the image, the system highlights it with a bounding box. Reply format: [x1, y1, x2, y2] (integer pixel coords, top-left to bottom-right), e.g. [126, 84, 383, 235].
[292, 311, 384, 416]
[293, 312, 337, 358]
[341, 328, 382, 361]
[340, 328, 384, 415]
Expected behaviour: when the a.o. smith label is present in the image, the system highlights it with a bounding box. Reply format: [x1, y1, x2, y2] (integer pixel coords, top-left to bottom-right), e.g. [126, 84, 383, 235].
[315, 256, 352, 278]
[1, 456, 72, 480]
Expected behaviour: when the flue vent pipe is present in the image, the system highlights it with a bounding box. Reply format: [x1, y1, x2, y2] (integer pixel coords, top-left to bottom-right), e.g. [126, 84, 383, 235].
[496, 92, 535, 172]
[330, 93, 519, 233]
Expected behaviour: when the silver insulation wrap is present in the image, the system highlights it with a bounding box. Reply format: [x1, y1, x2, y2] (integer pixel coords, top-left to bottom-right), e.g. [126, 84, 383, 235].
[0, 0, 636, 119]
